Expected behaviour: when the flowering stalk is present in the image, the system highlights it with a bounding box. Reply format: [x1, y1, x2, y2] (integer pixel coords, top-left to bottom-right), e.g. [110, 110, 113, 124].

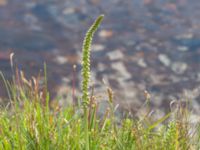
[81, 15, 104, 108]
[81, 15, 104, 150]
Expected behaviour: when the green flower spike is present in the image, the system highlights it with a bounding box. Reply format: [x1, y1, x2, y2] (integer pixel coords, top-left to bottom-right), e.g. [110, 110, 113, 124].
[81, 15, 104, 108]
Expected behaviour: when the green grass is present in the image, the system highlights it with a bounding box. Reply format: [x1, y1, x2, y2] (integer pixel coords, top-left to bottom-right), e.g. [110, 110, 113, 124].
[0, 15, 199, 150]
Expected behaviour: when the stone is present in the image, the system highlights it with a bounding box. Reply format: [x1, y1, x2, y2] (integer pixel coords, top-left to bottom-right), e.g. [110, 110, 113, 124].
[158, 54, 171, 67]
[165, 3, 177, 11]
[54, 56, 68, 64]
[111, 62, 131, 80]
[152, 93, 164, 107]
[144, 0, 153, 5]
[170, 75, 182, 83]
[24, 2, 36, 9]
[107, 49, 124, 60]
[90, 0, 101, 5]
[98, 30, 113, 38]
[92, 44, 105, 52]
[171, 62, 188, 74]
[63, 8, 76, 15]
[0, 51, 10, 60]
[184, 88, 200, 100]
[137, 58, 147, 68]
[97, 63, 106, 72]
[90, 71, 97, 85]
[125, 40, 136, 46]
[189, 114, 200, 125]
[197, 73, 200, 81]
[61, 77, 70, 84]
[149, 38, 158, 44]
[0, 0, 7, 6]
[177, 46, 189, 52]
[136, 43, 157, 51]
[24, 13, 41, 31]
[175, 33, 194, 40]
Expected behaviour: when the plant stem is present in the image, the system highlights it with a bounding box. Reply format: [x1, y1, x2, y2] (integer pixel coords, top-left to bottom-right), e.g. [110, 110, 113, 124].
[84, 108, 89, 150]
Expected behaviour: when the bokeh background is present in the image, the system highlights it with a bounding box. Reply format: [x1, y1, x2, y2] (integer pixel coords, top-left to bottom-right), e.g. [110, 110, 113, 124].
[0, 0, 200, 115]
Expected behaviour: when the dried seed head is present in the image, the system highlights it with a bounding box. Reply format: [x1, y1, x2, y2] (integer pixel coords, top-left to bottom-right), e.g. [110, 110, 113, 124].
[144, 90, 151, 100]
[10, 52, 14, 68]
[170, 100, 178, 111]
[107, 87, 113, 103]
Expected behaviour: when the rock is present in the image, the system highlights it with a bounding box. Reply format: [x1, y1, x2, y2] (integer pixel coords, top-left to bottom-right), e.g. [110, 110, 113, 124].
[125, 40, 136, 47]
[170, 75, 182, 83]
[171, 62, 188, 74]
[0, 0, 7, 6]
[92, 44, 105, 52]
[66, 55, 79, 64]
[61, 77, 70, 84]
[0, 51, 10, 60]
[62, 8, 76, 15]
[90, 71, 97, 84]
[135, 45, 142, 51]
[182, 87, 200, 100]
[144, 0, 153, 5]
[149, 74, 166, 85]
[97, 63, 106, 72]
[98, 30, 113, 38]
[111, 62, 131, 80]
[24, 2, 36, 9]
[152, 93, 164, 107]
[24, 13, 41, 31]
[175, 33, 194, 40]
[197, 73, 200, 81]
[149, 38, 158, 44]
[107, 49, 124, 60]
[189, 114, 200, 125]
[165, 3, 177, 11]
[136, 42, 157, 51]
[54, 55, 68, 64]
[174, 38, 200, 51]
[121, 86, 136, 100]
[158, 54, 171, 67]
[137, 58, 147, 68]
[90, 0, 101, 5]
[177, 46, 189, 52]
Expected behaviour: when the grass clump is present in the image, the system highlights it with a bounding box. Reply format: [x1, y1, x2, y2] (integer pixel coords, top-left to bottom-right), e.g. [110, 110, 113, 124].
[0, 15, 199, 150]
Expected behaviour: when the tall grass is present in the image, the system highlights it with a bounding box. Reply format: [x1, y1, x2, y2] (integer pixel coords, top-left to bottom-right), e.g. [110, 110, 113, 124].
[0, 15, 199, 150]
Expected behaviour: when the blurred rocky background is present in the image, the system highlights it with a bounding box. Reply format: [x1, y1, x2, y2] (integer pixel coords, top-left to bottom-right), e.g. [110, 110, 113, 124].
[0, 0, 200, 115]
